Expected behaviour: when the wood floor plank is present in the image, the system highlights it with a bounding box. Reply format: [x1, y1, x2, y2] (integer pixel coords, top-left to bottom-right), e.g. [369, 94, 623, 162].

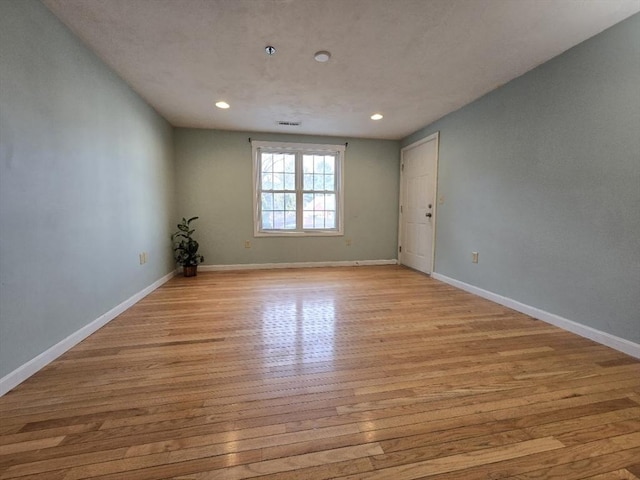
[228, 457, 375, 480]
[0, 446, 128, 479]
[525, 406, 640, 442]
[503, 442, 640, 480]
[59, 447, 263, 480]
[0, 436, 65, 456]
[369, 429, 532, 470]
[340, 437, 565, 480]
[420, 437, 640, 480]
[173, 443, 384, 480]
[0, 266, 638, 479]
[581, 470, 640, 480]
[553, 418, 640, 446]
[281, 391, 638, 435]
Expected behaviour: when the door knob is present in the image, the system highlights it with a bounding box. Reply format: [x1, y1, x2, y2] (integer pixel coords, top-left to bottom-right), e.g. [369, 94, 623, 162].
[426, 213, 432, 218]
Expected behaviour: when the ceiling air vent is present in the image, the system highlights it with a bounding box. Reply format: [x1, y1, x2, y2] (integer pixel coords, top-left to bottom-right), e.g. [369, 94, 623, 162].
[277, 121, 301, 127]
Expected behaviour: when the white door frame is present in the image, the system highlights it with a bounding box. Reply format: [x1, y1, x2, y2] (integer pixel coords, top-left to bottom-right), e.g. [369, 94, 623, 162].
[398, 131, 440, 273]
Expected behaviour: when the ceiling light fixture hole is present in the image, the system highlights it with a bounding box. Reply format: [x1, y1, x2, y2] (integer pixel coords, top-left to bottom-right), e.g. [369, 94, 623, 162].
[265, 46, 276, 55]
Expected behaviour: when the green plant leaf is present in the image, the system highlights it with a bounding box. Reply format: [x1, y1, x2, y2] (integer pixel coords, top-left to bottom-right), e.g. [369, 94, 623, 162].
[172, 216, 202, 266]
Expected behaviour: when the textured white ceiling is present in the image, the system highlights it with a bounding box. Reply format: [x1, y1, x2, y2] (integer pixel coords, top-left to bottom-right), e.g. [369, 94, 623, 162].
[43, 0, 640, 140]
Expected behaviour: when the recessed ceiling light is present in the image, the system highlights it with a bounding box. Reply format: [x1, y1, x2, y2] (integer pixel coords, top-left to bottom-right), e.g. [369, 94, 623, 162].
[314, 51, 331, 62]
[265, 46, 276, 56]
[371, 113, 383, 120]
[215, 101, 230, 109]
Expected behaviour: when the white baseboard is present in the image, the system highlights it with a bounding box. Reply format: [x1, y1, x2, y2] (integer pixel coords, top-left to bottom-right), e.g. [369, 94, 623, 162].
[431, 272, 640, 359]
[0, 270, 176, 397]
[199, 259, 398, 271]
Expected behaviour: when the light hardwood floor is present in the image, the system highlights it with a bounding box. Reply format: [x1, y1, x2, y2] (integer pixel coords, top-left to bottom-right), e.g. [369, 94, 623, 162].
[1, 265, 639, 479]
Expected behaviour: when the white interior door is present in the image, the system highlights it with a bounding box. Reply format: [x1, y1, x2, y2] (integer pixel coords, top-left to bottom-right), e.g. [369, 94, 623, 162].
[399, 133, 438, 274]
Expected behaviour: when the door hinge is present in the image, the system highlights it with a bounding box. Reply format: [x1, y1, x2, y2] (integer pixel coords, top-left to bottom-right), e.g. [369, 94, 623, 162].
[399, 245, 402, 253]
[401, 163, 404, 172]
[400, 205, 403, 213]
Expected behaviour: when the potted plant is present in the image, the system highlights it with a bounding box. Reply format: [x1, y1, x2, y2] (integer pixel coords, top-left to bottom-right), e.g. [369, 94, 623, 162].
[172, 216, 204, 277]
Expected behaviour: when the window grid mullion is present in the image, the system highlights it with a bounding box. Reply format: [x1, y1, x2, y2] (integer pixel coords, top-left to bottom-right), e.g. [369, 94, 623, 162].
[296, 152, 303, 232]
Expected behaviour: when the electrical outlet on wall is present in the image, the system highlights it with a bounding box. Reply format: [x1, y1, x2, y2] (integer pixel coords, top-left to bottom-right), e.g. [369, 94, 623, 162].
[472, 251, 479, 263]
[244, 240, 251, 249]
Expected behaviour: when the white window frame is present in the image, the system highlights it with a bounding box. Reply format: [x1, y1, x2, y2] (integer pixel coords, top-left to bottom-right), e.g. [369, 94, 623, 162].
[252, 140, 345, 237]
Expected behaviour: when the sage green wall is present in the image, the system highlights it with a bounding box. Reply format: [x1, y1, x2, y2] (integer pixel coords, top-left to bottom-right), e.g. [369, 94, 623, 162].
[174, 129, 399, 264]
[0, 0, 176, 378]
[403, 14, 640, 343]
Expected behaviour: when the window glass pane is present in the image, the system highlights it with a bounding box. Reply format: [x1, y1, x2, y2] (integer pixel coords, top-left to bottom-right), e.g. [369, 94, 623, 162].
[314, 174, 324, 190]
[273, 193, 284, 210]
[303, 211, 314, 229]
[273, 211, 285, 229]
[315, 194, 325, 210]
[272, 173, 284, 190]
[285, 193, 296, 210]
[262, 173, 273, 190]
[326, 211, 336, 228]
[262, 211, 273, 229]
[285, 211, 296, 229]
[303, 193, 314, 210]
[325, 194, 336, 210]
[261, 192, 273, 210]
[285, 173, 295, 190]
[261, 153, 273, 172]
[273, 154, 284, 173]
[324, 174, 335, 191]
[324, 157, 335, 174]
[284, 154, 295, 173]
[303, 155, 314, 173]
[314, 212, 325, 228]
[314, 155, 325, 174]
[303, 174, 313, 190]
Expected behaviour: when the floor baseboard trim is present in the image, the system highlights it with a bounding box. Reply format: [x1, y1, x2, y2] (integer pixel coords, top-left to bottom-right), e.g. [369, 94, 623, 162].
[199, 259, 398, 271]
[0, 271, 176, 397]
[431, 272, 640, 359]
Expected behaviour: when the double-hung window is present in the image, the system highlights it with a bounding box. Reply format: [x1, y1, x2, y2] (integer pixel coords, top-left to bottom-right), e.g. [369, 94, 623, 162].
[252, 141, 345, 236]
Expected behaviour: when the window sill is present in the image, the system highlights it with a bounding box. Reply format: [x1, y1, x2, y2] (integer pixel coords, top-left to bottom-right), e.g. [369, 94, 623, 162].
[254, 230, 344, 238]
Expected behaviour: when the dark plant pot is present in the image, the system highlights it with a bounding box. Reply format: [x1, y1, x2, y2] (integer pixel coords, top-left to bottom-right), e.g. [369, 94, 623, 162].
[183, 265, 198, 277]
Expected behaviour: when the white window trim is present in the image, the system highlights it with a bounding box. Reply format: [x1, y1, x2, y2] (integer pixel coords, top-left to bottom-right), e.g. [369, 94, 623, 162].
[252, 140, 345, 237]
